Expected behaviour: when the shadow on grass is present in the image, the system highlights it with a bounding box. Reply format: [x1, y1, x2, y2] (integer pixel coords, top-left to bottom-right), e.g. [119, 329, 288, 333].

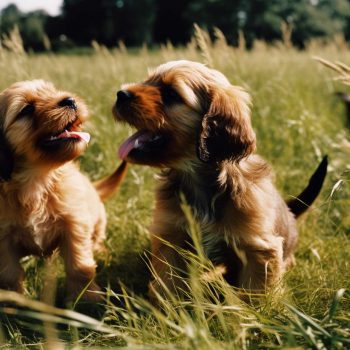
[0, 250, 151, 345]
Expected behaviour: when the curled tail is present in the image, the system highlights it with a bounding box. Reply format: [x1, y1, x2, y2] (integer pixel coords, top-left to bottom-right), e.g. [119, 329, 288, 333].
[287, 156, 328, 218]
[94, 161, 128, 201]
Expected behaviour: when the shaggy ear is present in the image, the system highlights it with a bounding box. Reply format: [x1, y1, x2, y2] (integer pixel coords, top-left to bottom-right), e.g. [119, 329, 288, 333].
[197, 85, 256, 163]
[0, 132, 14, 182]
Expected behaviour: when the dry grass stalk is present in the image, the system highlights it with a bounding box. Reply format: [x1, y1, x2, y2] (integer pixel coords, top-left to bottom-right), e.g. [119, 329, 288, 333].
[0, 290, 119, 335]
[333, 33, 348, 51]
[238, 30, 246, 52]
[281, 20, 293, 49]
[314, 56, 350, 85]
[43, 34, 52, 52]
[213, 27, 228, 49]
[193, 23, 213, 67]
[1, 26, 26, 55]
[118, 40, 127, 54]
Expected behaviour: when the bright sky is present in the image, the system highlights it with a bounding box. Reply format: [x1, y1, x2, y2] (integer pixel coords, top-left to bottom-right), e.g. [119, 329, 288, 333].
[0, 0, 62, 15]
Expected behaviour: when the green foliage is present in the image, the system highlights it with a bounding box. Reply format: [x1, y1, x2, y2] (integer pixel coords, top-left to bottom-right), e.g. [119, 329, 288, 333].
[2, 0, 350, 49]
[244, 0, 350, 47]
[0, 4, 47, 51]
[62, 0, 156, 46]
[19, 10, 47, 50]
[186, 0, 242, 44]
[0, 4, 21, 33]
[153, 0, 192, 44]
[0, 34, 349, 349]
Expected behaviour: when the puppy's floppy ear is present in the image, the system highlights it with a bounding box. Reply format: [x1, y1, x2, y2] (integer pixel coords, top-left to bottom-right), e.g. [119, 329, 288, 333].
[0, 132, 14, 182]
[197, 85, 256, 163]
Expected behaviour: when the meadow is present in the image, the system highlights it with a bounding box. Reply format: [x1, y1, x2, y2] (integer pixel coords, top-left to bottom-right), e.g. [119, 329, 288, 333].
[0, 29, 350, 349]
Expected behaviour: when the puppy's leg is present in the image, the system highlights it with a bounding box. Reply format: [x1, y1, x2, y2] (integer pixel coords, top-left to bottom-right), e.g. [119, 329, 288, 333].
[149, 229, 189, 302]
[60, 221, 102, 302]
[91, 203, 107, 254]
[0, 238, 24, 292]
[237, 236, 284, 292]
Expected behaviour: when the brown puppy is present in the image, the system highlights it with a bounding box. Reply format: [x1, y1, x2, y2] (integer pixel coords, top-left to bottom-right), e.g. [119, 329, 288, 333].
[113, 60, 327, 298]
[0, 80, 127, 300]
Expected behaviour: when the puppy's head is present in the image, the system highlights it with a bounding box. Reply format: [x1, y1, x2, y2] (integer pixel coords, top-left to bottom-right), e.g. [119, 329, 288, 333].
[0, 80, 90, 180]
[113, 60, 256, 168]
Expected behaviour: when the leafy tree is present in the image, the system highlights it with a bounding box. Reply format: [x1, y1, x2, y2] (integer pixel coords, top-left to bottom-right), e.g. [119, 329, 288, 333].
[62, 0, 156, 46]
[3, 0, 350, 50]
[153, 0, 192, 44]
[244, 0, 350, 47]
[185, 0, 245, 44]
[116, 0, 156, 45]
[0, 4, 47, 50]
[0, 4, 21, 34]
[20, 10, 47, 50]
[62, 0, 114, 45]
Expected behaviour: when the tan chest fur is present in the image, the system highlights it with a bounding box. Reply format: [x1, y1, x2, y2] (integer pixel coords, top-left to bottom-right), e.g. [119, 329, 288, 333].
[0, 183, 65, 255]
[0, 163, 99, 256]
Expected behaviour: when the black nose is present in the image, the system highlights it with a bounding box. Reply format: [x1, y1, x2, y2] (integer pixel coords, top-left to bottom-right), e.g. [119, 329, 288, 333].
[116, 90, 133, 105]
[59, 97, 77, 109]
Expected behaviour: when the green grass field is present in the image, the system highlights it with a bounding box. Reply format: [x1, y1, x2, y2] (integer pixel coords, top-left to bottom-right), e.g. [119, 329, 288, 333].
[0, 32, 350, 349]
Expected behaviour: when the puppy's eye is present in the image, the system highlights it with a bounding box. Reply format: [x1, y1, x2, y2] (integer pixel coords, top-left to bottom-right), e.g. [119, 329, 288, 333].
[18, 104, 35, 118]
[161, 85, 183, 105]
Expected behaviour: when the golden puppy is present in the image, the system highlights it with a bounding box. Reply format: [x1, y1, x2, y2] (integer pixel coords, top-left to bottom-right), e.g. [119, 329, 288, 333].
[113, 60, 327, 298]
[0, 80, 127, 300]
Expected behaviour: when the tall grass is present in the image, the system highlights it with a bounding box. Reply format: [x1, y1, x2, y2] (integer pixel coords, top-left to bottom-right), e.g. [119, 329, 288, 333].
[0, 29, 349, 349]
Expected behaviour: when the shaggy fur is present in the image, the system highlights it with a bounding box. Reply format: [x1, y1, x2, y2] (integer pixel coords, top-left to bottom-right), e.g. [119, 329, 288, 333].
[0, 80, 127, 300]
[113, 60, 326, 298]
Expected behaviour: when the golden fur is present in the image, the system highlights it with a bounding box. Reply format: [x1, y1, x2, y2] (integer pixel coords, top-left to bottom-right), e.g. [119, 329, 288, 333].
[0, 80, 127, 300]
[113, 60, 324, 299]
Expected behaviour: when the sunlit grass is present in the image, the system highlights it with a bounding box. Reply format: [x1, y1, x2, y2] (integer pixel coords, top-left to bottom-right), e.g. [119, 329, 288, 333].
[0, 30, 349, 349]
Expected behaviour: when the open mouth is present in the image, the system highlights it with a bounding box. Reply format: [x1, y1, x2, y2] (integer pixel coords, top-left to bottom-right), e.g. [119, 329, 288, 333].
[40, 117, 90, 147]
[118, 130, 165, 160]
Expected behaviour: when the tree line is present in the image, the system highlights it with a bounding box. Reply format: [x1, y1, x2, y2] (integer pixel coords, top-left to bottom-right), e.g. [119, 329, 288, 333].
[1, 0, 350, 51]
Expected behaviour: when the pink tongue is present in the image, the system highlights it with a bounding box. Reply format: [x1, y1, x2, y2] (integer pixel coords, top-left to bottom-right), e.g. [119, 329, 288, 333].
[118, 130, 153, 160]
[58, 130, 91, 143]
